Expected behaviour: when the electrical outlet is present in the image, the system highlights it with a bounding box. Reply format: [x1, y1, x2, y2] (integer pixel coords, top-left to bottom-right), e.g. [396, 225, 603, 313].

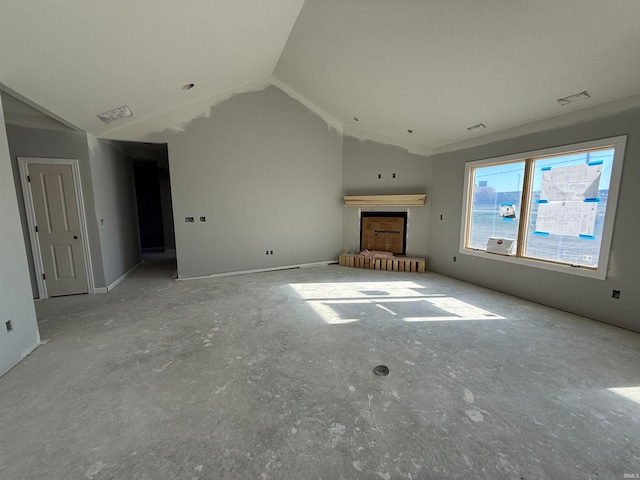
[392, 173, 396, 178]
[185, 217, 194, 223]
[266, 250, 269, 255]
[5, 320, 13, 332]
[440, 214, 443, 220]
[453, 256, 457, 262]
[378, 174, 381, 179]
[199, 216, 206, 222]
[612, 290, 620, 299]
[270, 250, 273, 255]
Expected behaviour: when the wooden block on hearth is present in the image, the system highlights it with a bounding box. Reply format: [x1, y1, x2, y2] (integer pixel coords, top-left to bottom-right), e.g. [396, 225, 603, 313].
[338, 253, 426, 273]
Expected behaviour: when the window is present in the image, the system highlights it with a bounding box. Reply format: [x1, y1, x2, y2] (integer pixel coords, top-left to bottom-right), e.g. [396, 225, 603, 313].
[460, 136, 626, 279]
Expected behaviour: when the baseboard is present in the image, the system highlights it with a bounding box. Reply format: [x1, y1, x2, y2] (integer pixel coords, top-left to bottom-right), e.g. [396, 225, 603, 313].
[175, 260, 339, 281]
[0, 337, 41, 379]
[106, 260, 143, 292]
[93, 287, 108, 294]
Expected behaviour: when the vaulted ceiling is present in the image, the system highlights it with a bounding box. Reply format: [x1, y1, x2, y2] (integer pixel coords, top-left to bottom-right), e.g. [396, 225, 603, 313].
[2, 0, 640, 153]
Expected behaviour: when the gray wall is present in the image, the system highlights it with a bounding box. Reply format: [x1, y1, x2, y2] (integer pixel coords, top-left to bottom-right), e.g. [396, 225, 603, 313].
[149, 86, 343, 277]
[0, 97, 40, 377]
[429, 108, 640, 332]
[88, 137, 141, 286]
[342, 137, 432, 258]
[4, 124, 106, 294]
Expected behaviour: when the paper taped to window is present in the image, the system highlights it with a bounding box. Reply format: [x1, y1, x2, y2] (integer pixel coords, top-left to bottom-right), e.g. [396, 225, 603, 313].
[540, 164, 602, 202]
[535, 201, 597, 237]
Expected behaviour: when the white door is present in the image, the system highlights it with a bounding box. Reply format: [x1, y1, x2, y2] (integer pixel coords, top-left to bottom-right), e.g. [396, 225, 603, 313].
[28, 163, 88, 296]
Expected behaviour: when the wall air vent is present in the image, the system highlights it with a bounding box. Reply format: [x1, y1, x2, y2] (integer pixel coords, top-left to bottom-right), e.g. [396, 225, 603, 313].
[97, 105, 133, 123]
[467, 123, 486, 132]
[557, 91, 590, 105]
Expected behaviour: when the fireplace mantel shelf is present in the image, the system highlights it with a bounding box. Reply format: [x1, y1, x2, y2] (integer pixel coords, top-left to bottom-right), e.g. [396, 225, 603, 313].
[343, 194, 426, 207]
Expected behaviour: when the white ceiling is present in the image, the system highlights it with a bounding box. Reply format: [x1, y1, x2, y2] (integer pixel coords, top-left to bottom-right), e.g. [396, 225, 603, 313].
[0, 0, 305, 135]
[2, 0, 640, 153]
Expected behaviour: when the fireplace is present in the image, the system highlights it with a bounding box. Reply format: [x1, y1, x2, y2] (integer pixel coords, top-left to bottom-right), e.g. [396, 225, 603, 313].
[360, 212, 407, 255]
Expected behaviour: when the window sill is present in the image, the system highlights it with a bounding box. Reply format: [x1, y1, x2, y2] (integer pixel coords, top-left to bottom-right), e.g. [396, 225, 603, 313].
[460, 248, 605, 280]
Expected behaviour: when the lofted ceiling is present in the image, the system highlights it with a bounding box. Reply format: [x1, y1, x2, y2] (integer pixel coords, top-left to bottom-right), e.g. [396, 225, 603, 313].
[0, 91, 73, 131]
[2, 0, 640, 153]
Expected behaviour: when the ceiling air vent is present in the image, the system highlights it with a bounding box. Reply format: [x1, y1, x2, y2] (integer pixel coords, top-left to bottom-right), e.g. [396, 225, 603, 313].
[557, 91, 590, 106]
[97, 105, 133, 123]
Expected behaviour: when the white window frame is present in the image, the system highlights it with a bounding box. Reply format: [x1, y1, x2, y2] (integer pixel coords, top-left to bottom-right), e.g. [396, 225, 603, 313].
[459, 135, 627, 280]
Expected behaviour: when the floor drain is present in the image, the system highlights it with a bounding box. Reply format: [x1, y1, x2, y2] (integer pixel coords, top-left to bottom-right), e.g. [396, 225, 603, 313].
[373, 365, 389, 376]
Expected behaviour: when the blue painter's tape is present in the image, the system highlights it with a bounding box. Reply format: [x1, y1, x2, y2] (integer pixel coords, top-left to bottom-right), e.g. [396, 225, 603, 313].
[536, 199, 549, 204]
[533, 231, 549, 236]
[588, 160, 603, 166]
[584, 198, 600, 202]
[579, 234, 596, 240]
[501, 218, 515, 221]
[500, 202, 514, 206]
[541, 166, 552, 171]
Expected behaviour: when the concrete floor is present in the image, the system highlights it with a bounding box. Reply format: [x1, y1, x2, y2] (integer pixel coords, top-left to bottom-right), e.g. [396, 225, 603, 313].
[1, 256, 639, 480]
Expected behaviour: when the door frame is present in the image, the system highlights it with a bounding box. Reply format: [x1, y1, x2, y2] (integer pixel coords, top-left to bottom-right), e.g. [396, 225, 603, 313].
[18, 157, 96, 299]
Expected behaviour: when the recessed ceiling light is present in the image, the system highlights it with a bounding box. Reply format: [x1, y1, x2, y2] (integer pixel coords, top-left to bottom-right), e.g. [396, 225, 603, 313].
[182, 83, 195, 90]
[353, 117, 359, 122]
[557, 90, 590, 105]
[407, 129, 413, 133]
[467, 123, 486, 132]
[97, 105, 133, 124]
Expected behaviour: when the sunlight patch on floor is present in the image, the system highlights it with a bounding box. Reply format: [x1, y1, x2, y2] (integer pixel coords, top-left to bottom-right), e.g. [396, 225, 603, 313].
[608, 387, 640, 405]
[291, 281, 432, 300]
[289, 281, 504, 325]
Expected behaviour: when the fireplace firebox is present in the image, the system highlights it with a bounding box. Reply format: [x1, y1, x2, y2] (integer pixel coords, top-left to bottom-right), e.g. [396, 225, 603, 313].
[360, 212, 407, 255]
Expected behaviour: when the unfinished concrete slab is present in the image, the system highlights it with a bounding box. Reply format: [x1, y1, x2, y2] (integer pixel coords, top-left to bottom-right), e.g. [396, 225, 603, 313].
[1, 257, 639, 479]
